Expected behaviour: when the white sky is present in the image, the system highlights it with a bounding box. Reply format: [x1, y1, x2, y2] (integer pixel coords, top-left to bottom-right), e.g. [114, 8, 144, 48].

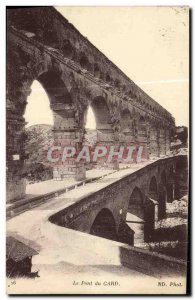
[25, 6, 189, 128]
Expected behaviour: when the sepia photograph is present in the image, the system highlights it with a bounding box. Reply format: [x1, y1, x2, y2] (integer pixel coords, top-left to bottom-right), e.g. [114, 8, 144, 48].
[6, 5, 189, 295]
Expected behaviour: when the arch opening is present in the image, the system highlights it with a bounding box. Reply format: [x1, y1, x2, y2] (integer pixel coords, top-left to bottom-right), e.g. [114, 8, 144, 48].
[38, 70, 72, 106]
[161, 170, 167, 187]
[91, 96, 112, 127]
[24, 79, 54, 184]
[150, 126, 159, 157]
[85, 106, 96, 130]
[167, 166, 174, 202]
[127, 187, 144, 219]
[94, 63, 100, 77]
[90, 96, 118, 169]
[79, 52, 90, 70]
[138, 116, 147, 136]
[90, 208, 118, 241]
[24, 70, 86, 184]
[137, 116, 148, 160]
[120, 110, 132, 132]
[62, 39, 74, 59]
[147, 176, 158, 232]
[84, 106, 97, 170]
[159, 170, 167, 219]
[148, 176, 158, 201]
[120, 109, 135, 147]
[24, 80, 53, 127]
[126, 187, 145, 245]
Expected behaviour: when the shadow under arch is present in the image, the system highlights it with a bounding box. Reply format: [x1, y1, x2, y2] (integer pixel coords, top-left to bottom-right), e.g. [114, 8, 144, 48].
[37, 70, 72, 106]
[90, 96, 112, 128]
[167, 165, 174, 202]
[148, 176, 158, 201]
[138, 115, 146, 131]
[126, 187, 145, 245]
[90, 208, 118, 241]
[161, 170, 167, 187]
[89, 96, 118, 169]
[159, 170, 167, 219]
[128, 187, 144, 219]
[146, 176, 159, 237]
[120, 109, 132, 131]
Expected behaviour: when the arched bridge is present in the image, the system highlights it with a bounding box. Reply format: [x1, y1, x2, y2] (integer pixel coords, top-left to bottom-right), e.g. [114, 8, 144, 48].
[49, 155, 187, 246]
[7, 7, 175, 202]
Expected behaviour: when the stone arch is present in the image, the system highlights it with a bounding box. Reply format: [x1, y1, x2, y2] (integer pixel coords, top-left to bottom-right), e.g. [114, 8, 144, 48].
[7, 56, 86, 201]
[161, 170, 167, 186]
[61, 39, 74, 59]
[120, 109, 135, 145]
[137, 115, 148, 160]
[138, 115, 147, 132]
[24, 79, 53, 126]
[149, 123, 160, 157]
[114, 78, 120, 89]
[37, 70, 72, 106]
[89, 96, 118, 169]
[126, 187, 145, 245]
[158, 170, 167, 219]
[99, 71, 105, 81]
[128, 187, 144, 219]
[90, 96, 112, 128]
[174, 156, 188, 199]
[84, 105, 96, 130]
[94, 63, 100, 77]
[148, 176, 158, 201]
[105, 73, 111, 83]
[79, 52, 90, 70]
[122, 84, 126, 92]
[143, 176, 159, 240]
[33, 70, 81, 133]
[167, 165, 174, 202]
[120, 109, 132, 129]
[90, 208, 118, 241]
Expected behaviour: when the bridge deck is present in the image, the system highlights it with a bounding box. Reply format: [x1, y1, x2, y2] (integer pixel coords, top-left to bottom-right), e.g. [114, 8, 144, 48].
[6, 161, 156, 219]
[6, 169, 119, 218]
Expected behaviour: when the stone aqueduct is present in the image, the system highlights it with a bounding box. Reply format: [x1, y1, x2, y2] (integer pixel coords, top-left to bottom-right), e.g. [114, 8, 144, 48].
[7, 7, 175, 202]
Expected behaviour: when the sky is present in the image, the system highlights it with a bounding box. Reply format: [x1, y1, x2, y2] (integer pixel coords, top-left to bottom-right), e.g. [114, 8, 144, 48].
[25, 6, 189, 128]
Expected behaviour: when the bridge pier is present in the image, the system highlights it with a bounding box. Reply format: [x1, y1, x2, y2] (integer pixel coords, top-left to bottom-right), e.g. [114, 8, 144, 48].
[165, 129, 171, 155]
[149, 127, 160, 157]
[158, 184, 167, 219]
[126, 188, 157, 245]
[144, 198, 156, 242]
[126, 216, 145, 245]
[52, 104, 86, 181]
[119, 127, 136, 166]
[159, 129, 166, 156]
[95, 126, 119, 170]
[136, 121, 149, 161]
[174, 156, 188, 199]
[167, 182, 174, 202]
